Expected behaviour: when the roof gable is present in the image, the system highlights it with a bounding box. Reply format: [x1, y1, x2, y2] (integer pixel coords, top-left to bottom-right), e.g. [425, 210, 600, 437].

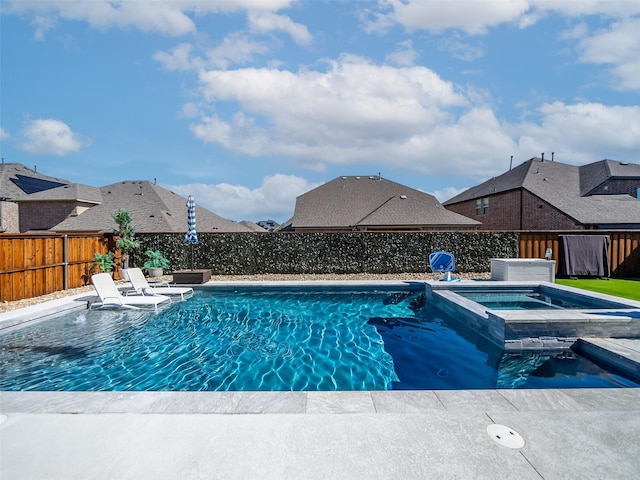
[443, 158, 535, 205]
[444, 157, 640, 225]
[359, 194, 479, 227]
[292, 175, 478, 228]
[52, 180, 251, 233]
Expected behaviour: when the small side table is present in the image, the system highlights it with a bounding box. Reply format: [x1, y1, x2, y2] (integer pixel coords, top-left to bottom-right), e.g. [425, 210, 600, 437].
[172, 269, 212, 284]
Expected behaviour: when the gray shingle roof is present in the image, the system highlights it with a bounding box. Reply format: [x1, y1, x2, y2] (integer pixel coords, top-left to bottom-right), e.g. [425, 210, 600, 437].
[291, 175, 480, 229]
[50, 180, 251, 233]
[0, 163, 70, 200]
[13, 183, 103, 204]
[444, 158, 640, 226]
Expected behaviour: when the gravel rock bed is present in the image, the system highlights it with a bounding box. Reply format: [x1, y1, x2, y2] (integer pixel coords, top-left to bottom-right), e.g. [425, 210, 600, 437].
[0, 272, 490, 314]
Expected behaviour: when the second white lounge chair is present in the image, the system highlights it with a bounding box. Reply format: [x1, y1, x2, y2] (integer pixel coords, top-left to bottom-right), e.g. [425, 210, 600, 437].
[124, 267, 194, 301]
[91, 273, 172, 310]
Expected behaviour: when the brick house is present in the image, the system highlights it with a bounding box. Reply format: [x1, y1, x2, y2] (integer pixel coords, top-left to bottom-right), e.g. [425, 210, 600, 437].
[4, 162, 252, 233]
[281, 175, 480, 232]
[443, 157, 640, 230]
[0, 162, 70, 233]
[37, 180, 252, 233]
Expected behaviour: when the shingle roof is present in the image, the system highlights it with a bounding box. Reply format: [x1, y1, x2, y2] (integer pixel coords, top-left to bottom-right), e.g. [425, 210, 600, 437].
[444, 158, 640, 226]
[50, 180, 251, 233]
[13, 183, 103, 204]
[0, 163, 70, 200]
[291, 175, 480, 229]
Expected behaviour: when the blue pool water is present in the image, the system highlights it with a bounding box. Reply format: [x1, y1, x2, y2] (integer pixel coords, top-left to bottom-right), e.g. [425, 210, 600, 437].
[0, 287, 637, 391]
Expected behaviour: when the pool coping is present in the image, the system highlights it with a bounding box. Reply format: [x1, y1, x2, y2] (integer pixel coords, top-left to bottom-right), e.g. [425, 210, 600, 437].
[2, 386, 640, 415]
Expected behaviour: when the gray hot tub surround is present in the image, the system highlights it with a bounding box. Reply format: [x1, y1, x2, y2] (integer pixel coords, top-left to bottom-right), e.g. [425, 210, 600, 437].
[426, 280, 640, 346]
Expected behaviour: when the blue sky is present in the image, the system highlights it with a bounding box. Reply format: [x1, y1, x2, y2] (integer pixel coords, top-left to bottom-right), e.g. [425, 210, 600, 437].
[2, 1, 640, 224]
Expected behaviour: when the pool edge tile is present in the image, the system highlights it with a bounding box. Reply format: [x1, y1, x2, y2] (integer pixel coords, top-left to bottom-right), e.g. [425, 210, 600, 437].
[306, 391, 376, 414]
[371, 390, 444, 413]
[235, 391, 307, 414]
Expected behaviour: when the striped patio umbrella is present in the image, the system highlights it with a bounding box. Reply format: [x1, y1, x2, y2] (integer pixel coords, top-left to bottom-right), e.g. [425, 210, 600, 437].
[184, 195, 198, 270]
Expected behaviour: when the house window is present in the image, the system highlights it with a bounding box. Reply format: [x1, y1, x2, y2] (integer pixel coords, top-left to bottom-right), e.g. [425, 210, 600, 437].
[475, 197, 489, 215]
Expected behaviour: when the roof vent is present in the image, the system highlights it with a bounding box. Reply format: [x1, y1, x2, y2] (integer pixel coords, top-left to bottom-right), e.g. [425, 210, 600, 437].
[342, 176, 347, 180]
[400, 195, 407, 199]
[355, 176, 361, 179]
[620, 162, 629, 166]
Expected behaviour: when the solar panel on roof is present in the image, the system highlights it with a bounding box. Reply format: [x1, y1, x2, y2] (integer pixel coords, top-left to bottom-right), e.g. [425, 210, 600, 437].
[10, 175, 66, 194]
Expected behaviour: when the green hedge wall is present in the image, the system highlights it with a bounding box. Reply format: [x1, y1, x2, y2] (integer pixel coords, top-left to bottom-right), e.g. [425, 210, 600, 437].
[130, 232, 518, 275]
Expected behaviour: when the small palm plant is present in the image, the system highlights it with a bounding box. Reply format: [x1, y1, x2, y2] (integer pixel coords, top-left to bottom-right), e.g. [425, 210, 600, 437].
[112, 208, 140, 269]
[92, 251, 116, 273]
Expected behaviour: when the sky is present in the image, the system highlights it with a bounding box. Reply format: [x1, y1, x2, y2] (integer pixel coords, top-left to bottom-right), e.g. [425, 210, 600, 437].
[2, 1, 640, 224]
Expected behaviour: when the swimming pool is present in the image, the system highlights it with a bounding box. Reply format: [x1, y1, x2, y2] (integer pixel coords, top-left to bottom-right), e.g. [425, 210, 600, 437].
[0, 286, 637, 391]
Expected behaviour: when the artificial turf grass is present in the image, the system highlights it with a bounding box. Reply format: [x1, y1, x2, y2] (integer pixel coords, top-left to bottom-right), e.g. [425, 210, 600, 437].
[555, 278, 640, 302]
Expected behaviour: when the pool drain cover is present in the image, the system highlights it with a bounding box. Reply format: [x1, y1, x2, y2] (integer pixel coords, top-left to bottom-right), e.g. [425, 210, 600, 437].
[487, 424, 525, 449]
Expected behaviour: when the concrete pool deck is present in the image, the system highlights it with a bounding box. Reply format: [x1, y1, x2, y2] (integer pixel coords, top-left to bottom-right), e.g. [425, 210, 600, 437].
[2, 387, 640, 479]
[2, 281, 640, 478]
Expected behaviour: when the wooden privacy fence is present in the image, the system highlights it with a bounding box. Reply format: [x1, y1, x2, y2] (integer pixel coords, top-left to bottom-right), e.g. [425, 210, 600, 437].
[0, 233, 115, 302]
[519, 231, 640, 278]
[1, 230, 638, 303]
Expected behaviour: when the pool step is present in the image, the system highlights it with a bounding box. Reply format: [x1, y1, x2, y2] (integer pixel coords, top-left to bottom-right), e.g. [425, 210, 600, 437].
[504, 337, 577, 352]
[577, 338, 640, 382]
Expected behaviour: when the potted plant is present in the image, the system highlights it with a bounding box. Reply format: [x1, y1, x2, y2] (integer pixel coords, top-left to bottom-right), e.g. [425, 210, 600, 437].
[112, 209, 140, 277]
[93, 251, 116, 275]
[143, 250, 170, 277]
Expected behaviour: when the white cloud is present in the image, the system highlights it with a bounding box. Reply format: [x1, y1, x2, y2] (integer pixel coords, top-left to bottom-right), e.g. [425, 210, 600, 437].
[166, 173, 320, 222]
[248, 11, 313, 46]
[371, 0, 530, 35]
[188, 56, 533, 178]
[8, 0, 297, 38]
[364, 1, 640, 36]
[186, 53, 640, 181]
[530, 0, 640, 18]
[572, 17, 640, 90]
[0, 128, 10, 141]
[153, 43, 199, 71]
[430, 186, 469, 203]
[154, 33, 271, 71]
[206, 33, 270, 69]
[19, 119, 88, 156]
[385, 40, 419, 66]
[438, 33, 485, 61]
[516, 102, 640, 163]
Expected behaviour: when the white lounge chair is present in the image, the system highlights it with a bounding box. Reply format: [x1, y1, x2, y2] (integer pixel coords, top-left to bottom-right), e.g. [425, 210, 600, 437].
[124, 267, 194, 301]
[90, 273, 172, 310]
